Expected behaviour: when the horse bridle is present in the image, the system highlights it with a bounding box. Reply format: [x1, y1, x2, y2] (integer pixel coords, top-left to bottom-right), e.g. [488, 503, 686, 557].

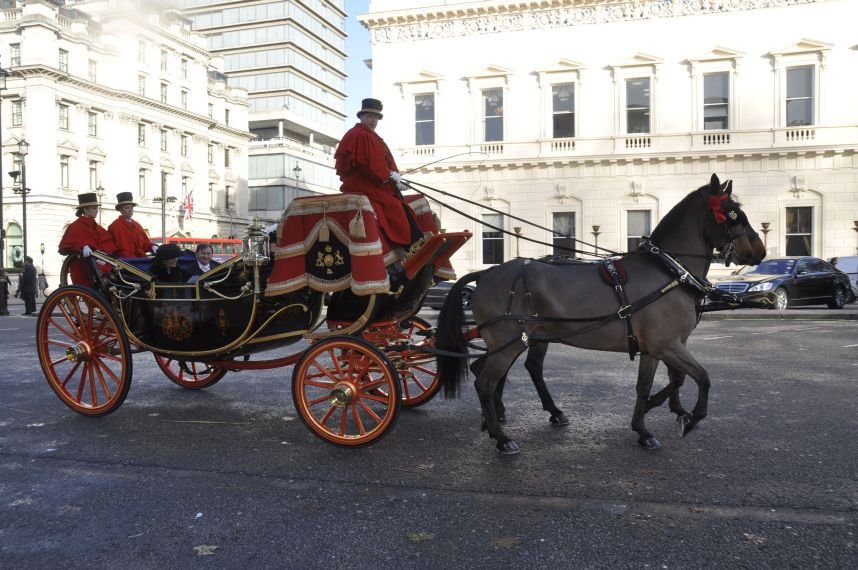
[718, 206, 757, 267]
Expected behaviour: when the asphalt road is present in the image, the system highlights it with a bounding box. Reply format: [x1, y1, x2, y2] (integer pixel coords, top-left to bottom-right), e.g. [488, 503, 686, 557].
[1, 310, 856, 568]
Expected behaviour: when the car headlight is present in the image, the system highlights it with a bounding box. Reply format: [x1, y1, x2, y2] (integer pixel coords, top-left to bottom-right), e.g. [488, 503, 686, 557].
[748, 282, 774, 292]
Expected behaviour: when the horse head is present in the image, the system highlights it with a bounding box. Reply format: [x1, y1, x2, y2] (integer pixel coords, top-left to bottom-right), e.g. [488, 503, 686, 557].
[704, 174, 767, 266]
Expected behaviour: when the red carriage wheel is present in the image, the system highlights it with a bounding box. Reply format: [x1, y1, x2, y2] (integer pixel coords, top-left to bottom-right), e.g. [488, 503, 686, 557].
[36, 286, 132, 416]
[391, 317, 440, 408]
[292, 336, 401, 447]
[154, 355, 227, 389]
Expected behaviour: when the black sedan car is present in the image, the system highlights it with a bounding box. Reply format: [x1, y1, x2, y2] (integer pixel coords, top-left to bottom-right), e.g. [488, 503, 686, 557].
[422, 280, 474, 310]
[712, 256, 852, 310]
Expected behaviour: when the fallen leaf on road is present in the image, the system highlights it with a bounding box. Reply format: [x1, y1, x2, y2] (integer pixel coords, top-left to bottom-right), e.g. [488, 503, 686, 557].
[193, 545, 220, 556]
[406, 531, 434, 544]
[493, 536, 521, 548]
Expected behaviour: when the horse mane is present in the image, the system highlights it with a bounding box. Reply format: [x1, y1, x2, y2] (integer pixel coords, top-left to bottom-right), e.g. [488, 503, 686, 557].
[648, 185, 708, 244]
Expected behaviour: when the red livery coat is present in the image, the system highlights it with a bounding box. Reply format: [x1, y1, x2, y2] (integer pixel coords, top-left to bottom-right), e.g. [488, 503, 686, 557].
[108, 216, 155, 258]
[334, 123, 416, 247]
[58, 216, 117, 286]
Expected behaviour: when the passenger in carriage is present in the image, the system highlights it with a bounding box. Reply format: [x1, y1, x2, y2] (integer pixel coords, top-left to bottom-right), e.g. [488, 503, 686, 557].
[186, 244, 221, 283]
[58, 193, 118, 286]
[148, 243, 189, 284]
[108, 192, 158, 258]
[334, 98, 423, 249]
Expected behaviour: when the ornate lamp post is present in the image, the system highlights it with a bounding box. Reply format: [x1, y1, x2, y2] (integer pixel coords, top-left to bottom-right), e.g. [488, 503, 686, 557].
[513, 226, 522, 257]
[12, 138, 30, 263]
[591, 225, 601, 256]
[0, 62, 9, 316]
[760, 222, 771, 251]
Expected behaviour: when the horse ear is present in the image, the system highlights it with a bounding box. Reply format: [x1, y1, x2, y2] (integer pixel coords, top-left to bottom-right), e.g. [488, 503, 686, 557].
[722, 179, 733, 195]
[709, 173, 720, 194]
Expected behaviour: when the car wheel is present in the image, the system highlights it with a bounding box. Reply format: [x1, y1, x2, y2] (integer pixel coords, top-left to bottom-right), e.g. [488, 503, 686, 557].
[461, 288, 472, 311]
[772, 288, 789, 310]
[827, 286, 846, 309]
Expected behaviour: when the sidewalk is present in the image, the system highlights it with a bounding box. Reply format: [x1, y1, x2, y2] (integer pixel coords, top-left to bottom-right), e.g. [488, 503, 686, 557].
[1, 293, 45, 317]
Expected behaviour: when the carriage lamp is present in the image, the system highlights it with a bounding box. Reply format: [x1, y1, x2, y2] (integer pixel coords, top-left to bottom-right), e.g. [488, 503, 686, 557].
[242, 217, 270, 267]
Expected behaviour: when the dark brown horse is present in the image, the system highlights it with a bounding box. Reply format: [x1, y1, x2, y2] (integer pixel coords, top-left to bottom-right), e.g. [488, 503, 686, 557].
[436, 174, 767, 454]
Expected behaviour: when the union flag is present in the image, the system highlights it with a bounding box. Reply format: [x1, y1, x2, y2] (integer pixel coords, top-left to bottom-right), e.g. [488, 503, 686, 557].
[183, 190, 194, 221]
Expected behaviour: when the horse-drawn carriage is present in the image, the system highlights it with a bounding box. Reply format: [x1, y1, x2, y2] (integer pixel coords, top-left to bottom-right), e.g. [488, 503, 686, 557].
[37, 194, 470, 447]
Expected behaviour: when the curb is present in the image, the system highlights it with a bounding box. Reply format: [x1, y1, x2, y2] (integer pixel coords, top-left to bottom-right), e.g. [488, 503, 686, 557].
[701, 309, 858, 321]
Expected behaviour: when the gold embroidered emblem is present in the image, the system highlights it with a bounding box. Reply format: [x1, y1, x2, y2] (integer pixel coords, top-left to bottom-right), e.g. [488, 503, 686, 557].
[316, 244, 345, 275]
[216, 307, 229, 333]
[161, 307, 193, 341]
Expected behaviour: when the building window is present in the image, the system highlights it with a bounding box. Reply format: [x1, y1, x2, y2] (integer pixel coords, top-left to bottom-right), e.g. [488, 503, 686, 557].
[482, 88, 503, 142]
[181, 135, 188, 157]
[58, 103, 69, 130]
[181, 58, 188, 79]
[225, 186, 233, 210]
[224, 148, 231, 168]
[785, 206, 812, 255]
[88, 112, 97, 137]
[138, 40, 146, 64]
[207, 144, 213, 164]
[181, 176, 189, 199]
[138, 75, 146, 96]
[160, 49, 168, 72]
[89, 161, 98, 191]
[139, 168, 147, 198]
[249, 187, 286, 211]
[482, 213, 504, 264]
[703, 72, 729, 130]
[552, 212, 576, 256]
[59, 155, 70, 189]
[415, 94, 435, 146]
[225, 109, 230, 125]
[10, 44, 20, 67]
[208, 183, 215, 209]
[786, 66, 814, 126]
[160, 129, 168, 152]
[88, 59, 97, 82]
[11, 100, 23, 126]
[208, 103, 214, 118]
[138, 123, 146, 146]
[626, 78, 651, 134]
[160, 83, 168, 104]
[58, 49, 68, 73]
[552, 84, 575, 138]
[181, 90, 188, 110]
[627, 210, 651, 251]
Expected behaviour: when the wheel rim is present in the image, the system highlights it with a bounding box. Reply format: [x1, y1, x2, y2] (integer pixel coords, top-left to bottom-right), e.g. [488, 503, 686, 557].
[292, 337, 401, 446]
[775, 289, 788, 310]
[461, 289, 472, 310]
[393, 317, 440, 408]
[37, 287, 132, 416]
[154, 355, 227, 389]
[834, 288, 845, 307]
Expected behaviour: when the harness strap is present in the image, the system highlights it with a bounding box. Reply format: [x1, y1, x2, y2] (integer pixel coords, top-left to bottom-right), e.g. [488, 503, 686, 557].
[638, 239, 712, 296]
[602, 259, 639, 360]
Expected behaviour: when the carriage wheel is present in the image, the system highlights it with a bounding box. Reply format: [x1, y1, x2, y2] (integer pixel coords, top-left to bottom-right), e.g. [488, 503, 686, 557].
[292, 336, 401, 447]
[154, 355, 227, 390]
[36, 286, 132, 416]
[59, 255, 74, 287]
[393, 317, 441, 408]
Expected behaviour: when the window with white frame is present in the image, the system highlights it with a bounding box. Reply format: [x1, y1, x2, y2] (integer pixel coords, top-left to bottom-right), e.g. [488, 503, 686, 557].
[482, 88, 503, 142]
[59, 155, 70, 189]
[207, 144, 213, 164]
[138, 75, 146, 97]
[224, 147, 231, 168]
[88, 60, 97, 82]
[181, 90, 188, 110]
[552, 84, 575, 138]
[208, 182, 215, 209]
[138, 123, 146, 146]
[139, 168, 147, 198]
[160, 49, 168, 72]
[88, 112, 97, 137]
[225, 186, 233, 210]
[626, 78, 651, 134]
[11, 100, 23, 126]
[160, 129, 168, 152]
[10, 44, 20, 67]
[225, 109, 230, 125]
[703, 72, 729, 130]
[786, 66, 814, 126]
[58, 103, 69, 130]
[89, 161, 98, 191]
[160, 83, 168, 104]
[181, 135, 188, 157]
[181, 58, 188, 79]
[208, 103, 214, 118]
[415, 94, 435, 146]
[626, 210, 651, 251]
[785, 206, 812, 255]
[138, 40, 146, 64]
[481, 213, 504, 264]
[552, 212, 576, 256]
[58, 49, 68, 73]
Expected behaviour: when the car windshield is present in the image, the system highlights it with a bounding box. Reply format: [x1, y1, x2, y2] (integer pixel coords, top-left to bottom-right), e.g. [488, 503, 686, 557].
[748, 259, 795, 275]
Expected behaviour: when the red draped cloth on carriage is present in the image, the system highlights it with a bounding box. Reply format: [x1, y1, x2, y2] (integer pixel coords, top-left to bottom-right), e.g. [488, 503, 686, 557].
[58, 216, 118, 286]
[264, 194, 456, 298]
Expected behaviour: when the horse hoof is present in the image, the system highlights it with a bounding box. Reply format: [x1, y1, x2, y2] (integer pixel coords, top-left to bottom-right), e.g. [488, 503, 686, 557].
[497, 440, 520, 455]
[549, 413, 570, 427]
[677, 414, 694, 437]
[498, 414, 506, 423]
[638, 436, 661, 450]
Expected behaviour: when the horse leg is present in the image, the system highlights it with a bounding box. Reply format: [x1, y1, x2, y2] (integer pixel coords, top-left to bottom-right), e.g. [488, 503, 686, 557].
[655, 346, 711, 438]
[643, 363, 689, 417]
[472, 356, 506, 430]
[631, 355, 662, 449]
[474, 348, 522, 454]
[523, 342, 569, 426]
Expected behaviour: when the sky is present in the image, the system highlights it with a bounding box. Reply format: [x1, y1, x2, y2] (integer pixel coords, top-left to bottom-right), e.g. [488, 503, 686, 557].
[344, 0, 373, 125]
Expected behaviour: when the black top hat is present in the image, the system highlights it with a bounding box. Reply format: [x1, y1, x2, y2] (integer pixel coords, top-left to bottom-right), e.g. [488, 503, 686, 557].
[154, 243, 182, 261]
[115, 192, 137, 210]
[76, 192, 100, 208]
[357, 98, 383, 119]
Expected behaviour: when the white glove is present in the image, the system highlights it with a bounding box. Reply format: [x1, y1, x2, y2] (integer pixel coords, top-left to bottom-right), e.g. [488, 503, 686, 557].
[389, 171, 402, 184]
[82, 245, 93, 257]
[151, 244, 159, 254]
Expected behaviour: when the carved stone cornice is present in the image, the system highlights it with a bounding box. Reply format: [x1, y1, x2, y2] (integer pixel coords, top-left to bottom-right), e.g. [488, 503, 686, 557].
[364, 0, 827, 44]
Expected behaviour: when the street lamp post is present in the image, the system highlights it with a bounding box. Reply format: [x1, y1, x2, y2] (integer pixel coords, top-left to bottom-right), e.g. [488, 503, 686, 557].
[591, 225, 601, 257]
[12, 139, 30, 264]
[96, 185, 105, 224]
[0, 62, 9, 315]
[760, 222, 771, 251]
[153, 171, 176, 240]
[513, 226, 522, 257]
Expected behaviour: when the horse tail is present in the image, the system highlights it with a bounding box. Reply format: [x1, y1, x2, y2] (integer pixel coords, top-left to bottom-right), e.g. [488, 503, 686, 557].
[436, 271, 483, 399]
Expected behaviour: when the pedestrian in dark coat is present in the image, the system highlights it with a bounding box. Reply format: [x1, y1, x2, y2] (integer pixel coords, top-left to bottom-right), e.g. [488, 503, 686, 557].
[21, 256, 38, 316]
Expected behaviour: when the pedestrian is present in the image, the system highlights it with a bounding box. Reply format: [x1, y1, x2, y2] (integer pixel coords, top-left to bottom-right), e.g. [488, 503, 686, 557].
[58, 192, 118, 286]
[21, 256, 37, 316]
[334, 97, 422, 248]
[38, 272, 49, 298]
[108, 192, 158, 258]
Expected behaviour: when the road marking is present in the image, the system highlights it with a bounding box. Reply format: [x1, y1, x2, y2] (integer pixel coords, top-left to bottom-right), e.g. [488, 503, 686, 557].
[702, 336, 733, 340]
[843, 344, 858, 348]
